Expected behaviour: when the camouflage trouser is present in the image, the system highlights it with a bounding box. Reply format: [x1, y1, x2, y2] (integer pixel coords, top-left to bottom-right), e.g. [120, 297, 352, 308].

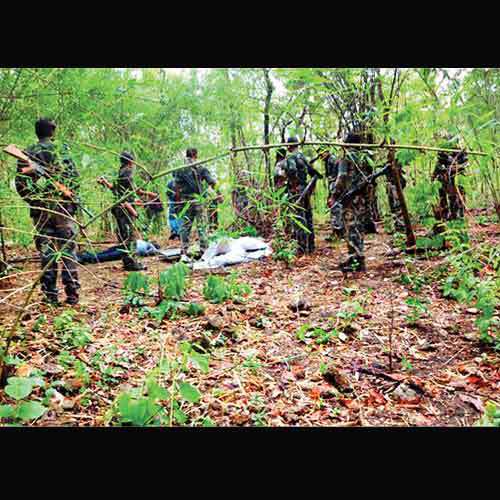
[448, 181, 465, 220]
[290, 194, 315, 255]
[112, 207, 139, 268]
[342, 197, 365, 260]
[179, 201, 208, 255]
[34, 214, 80, 302]
[386, 182, 405, 232]
[330, 203, 345, 236]
[437, 177, 465, 221]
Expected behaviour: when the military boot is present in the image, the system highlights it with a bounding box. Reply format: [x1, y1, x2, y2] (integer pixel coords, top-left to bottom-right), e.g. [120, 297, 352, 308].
[42, 293, 60, 306]
[124, 262, 147, 271]
[65, 294, 79, 305]
[339, 256, 366, 273]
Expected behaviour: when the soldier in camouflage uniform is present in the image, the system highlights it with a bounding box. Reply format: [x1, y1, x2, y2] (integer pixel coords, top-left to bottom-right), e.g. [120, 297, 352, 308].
[16, 118, 80, 305]
[321, 150, 344, 239]
[284, 137, 323, 255]
[174, 148, 218, 262]
[432, 140, 468, 221]
[111, 152, 146, 271]
[328, 132, 370, 272]
[385, 149, 406, 233]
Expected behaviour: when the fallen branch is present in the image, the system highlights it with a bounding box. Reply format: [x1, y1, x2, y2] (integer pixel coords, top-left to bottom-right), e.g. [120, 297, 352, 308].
[230, 141, 489, 157]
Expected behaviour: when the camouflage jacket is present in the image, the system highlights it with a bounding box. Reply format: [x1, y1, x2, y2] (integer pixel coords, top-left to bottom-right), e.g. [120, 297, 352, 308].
[113, 164, 137, 204]
[285, 151, 317, 193]
[173, 158, 216, 199]
[16, 139, 79, 218]
[331, 151, 372, 201]
[433, 151, 468, 180]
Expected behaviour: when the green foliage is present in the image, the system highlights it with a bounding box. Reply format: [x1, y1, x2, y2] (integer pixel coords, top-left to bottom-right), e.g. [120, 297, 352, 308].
[203, 273, 251, 304]
[122, 272, 150, 307]
[404, 297, 429, 325]
[109, 341, 209, 427]
[53, 310, 93, 348]
[296, 323, 347, 345]
[477, 402, 500, 427]
[0, 375, 47, 425]
[159, 262, 190, 301]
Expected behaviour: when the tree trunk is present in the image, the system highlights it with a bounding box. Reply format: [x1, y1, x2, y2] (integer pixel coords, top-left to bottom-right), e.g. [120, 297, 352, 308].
[263, 68, 274, 186]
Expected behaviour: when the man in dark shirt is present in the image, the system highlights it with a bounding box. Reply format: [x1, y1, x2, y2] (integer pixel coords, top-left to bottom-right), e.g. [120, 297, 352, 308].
[16, 117, 80, 305]
[328, 132, 369, 272]
[173, 148, 218, 261]
[284, 137, 323, 255]
[432, 137, 468, 221]
[321, 149, 344, 240]
[111, 151, 147, 271]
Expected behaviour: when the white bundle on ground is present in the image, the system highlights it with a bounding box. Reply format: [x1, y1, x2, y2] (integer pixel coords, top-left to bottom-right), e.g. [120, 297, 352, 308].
[193, 236, 272, 270]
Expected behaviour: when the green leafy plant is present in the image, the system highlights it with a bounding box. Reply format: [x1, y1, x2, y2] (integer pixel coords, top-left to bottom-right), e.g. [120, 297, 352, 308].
[203, 273, 251, 304]
[122, 272, 150, 307]
[0, 375, 47, 425]
[159, 262, 190, 301]
[404, 297, 429, 326]
[53, 310, 93, 348]
[477, 402, 500, 427]
[109, 342, 209, 426]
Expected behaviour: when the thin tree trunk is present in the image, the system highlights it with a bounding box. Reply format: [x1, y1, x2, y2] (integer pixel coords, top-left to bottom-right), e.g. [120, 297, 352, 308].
[262, 68, 274, 186]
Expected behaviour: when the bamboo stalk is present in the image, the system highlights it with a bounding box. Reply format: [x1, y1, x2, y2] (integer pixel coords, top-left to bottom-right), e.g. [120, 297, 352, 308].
[230, 141, 489, 157]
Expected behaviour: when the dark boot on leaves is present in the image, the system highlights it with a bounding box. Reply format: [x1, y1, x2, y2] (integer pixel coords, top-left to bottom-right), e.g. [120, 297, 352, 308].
[65, 295, 79, 306]
[339, 256, 366, 273]
[124, 262, 146, 271]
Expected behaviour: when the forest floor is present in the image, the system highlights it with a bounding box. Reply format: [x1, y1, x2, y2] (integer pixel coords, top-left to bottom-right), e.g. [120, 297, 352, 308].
[0, 212, 499, 427]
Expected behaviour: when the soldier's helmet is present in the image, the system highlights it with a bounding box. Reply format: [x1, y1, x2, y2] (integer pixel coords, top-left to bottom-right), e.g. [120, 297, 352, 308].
[120, 151, 135, 165]
[287, 136, 299, 145]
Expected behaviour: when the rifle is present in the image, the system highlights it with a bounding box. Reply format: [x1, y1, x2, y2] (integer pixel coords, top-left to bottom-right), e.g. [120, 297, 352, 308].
[331, 164, 391, 210]
[97, 176, 139, 218]
[3, 144, 94, 218]
[297, 174, 320, 204]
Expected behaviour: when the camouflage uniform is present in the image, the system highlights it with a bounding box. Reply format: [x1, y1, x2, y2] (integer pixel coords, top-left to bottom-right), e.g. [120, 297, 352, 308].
[432, 150, 467, 220]
[112, 164, 141, 269]
[16, 139, 80, 304]
[386, 159, 406, 232]
[324, 153, 344, 237]
[284, 151, 317, 254]
[331, 151, 370, 269]
[173, 157, 216, 255]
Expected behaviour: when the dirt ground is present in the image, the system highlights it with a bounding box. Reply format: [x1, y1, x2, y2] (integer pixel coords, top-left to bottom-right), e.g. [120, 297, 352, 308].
[0, 216, 499, 427]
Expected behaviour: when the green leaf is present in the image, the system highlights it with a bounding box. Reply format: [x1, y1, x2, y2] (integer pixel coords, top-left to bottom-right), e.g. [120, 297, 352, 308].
[174, 407, 188, 425]
[0, 404, 15, 418]
[189, 352, 209, 374]
[178, 382, 201, 403]
[16, 401, 47, 422]
[146, 378, 170, 401]
[5, 377, 34, 400]
[202, 417, 216, 427]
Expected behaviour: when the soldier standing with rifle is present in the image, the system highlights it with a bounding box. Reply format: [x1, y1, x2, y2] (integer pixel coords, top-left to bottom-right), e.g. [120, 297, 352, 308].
[328, 132, 371, 273]
[432, 136, 468, 221]
[284, 137, 323, 255]
[108, 151, 147, 272]
[320, 149, 345, 240]
[15, 118, 80, 305]
[385, 149, 407, 233]
[174, 148, 219, 263]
